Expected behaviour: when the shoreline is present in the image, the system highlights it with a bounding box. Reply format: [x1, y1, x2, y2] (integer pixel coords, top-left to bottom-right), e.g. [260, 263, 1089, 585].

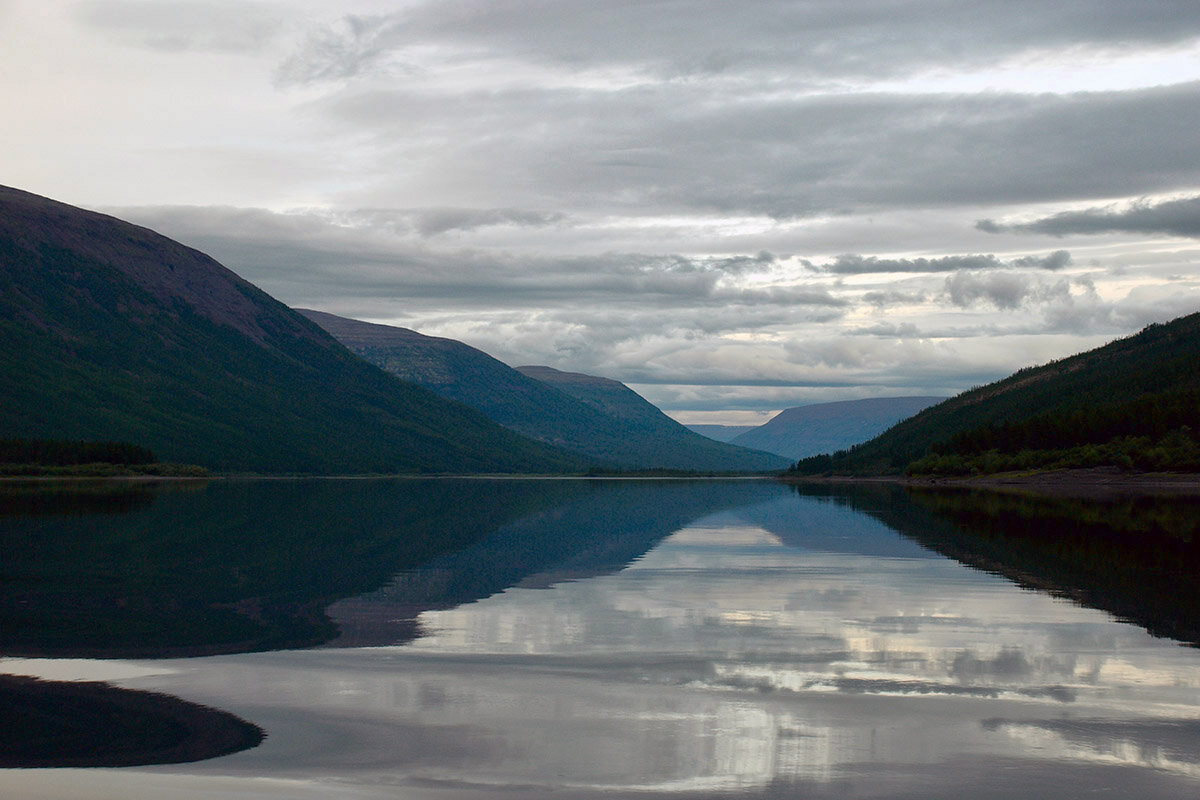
[783, 466, 1200, 497]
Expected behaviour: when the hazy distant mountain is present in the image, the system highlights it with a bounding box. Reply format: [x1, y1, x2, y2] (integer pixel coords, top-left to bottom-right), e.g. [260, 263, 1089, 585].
[686, 424, 758, 443]
[0, 185, 584, 474]
[730, 397, 946, 461]
[301, 311, 786, 472]
[794, 311, 1200, 475]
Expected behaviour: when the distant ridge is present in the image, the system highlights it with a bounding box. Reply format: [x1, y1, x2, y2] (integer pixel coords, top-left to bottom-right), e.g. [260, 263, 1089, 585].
[301, 310, 787, 472]
[0, 185, 584, 474]
[730, 396, 945, 461]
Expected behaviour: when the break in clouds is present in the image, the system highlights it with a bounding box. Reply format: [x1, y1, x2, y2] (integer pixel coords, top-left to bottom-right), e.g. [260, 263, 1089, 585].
[8, 0, 1200, 417]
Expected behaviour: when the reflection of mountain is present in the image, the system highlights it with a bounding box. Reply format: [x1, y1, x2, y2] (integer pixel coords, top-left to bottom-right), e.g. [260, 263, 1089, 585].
[790, 482, 1200, 646]
[0, 478, 788, 658]
[725, 493, 937, 559]
[326, 479, 789, 647]
[0, 479, 594, 658]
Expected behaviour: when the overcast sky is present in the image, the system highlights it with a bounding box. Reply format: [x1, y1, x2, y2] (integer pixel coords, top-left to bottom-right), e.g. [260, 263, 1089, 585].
[5, 1, 1200, 424]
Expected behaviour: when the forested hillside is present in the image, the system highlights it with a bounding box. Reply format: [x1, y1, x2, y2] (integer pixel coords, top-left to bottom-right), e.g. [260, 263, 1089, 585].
[791, 311, 1200, 475]
[0, 186, 585, 474]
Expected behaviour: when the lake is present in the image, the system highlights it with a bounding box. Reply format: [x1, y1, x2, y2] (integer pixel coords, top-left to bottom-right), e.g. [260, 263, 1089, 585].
[3, 477, 1200, 799]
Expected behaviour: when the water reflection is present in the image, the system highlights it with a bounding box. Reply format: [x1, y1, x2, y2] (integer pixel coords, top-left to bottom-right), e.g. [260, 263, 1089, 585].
[4, 480, 1200, 799]
[1, 478, 780, 658]
[801, 482, 1200, 646]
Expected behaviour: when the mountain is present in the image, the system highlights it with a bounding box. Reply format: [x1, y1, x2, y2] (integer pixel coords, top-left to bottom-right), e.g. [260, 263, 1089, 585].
[793, 311, 1200, 475]
[300, 311, 787, 472]
[514, 365, 789, 471]
[729, 396, 945, 461]
[0, 185, 585, 474]
[686, 424, 758, 443]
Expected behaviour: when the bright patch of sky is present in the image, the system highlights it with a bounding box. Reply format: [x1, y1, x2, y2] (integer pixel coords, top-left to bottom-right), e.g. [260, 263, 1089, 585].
[871, 42, 1200, 96]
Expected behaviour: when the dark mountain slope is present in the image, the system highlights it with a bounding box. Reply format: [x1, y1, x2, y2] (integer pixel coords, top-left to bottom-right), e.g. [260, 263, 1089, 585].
[730, 396, 945, 461]
[516, 365, 788, 471]
[300, 311, 786, 471]
[297, 309, 617, 453]
[793, 311, 1200, 475]
[0, 185, 584, 474]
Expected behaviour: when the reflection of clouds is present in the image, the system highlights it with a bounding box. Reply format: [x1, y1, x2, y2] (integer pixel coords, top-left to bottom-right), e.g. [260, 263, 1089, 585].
[987, 719, 1200, 780]
[36, 494, 1200, 798]
[385, 507, 1200, 790]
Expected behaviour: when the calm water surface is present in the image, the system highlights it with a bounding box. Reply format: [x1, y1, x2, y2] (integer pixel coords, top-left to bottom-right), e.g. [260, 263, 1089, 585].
[3, 478, 1200, 799]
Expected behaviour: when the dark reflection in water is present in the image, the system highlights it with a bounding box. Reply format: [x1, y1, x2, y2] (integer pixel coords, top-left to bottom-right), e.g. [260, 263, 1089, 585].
[0, 480, 161, 517]
[0, 478, 783, 658]
[789, 482, 1200, 647]
[1, 478, 584, 658]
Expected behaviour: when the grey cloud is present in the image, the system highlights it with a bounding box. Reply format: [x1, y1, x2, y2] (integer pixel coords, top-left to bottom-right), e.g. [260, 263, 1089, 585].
[320, 80, 1200, 220]
[826, 250, 1070, 275]
[1013, 250, 1072, 270]
[862, 290, 928, 307]
[279, 1, 1200, 86]
[320, 207, 569, 237]
[109, 205, 834, 311]
[276, 14, 398, 85]
[852, 322, 923, 338]
[978, 196, 1200, 239]
[942, 272, 1071, 310]
[710, 251, 778, 273]
[1062, 284, 1200, 334]
[830, 254, 1004, 274]
[410, 208, 567, 236]
[77, 1, 284, 53]
[716, 286, 848, 308]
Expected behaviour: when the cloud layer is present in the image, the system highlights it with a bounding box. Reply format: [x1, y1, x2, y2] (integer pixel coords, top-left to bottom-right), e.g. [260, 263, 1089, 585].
[5, 0, 1200, 419]
[979, 196, 1200, 239]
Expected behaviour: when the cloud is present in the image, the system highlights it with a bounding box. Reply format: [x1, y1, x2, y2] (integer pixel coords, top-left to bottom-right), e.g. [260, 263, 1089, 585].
[277, 1, 1200, 87]
[829, 254, 1005, 274]
[942, 272, 1071, 310]
[862, 290, 929, 307]
[851, 322, 923, 338]
[275, 14, 397, 85]
[413, 208, 565, 236]
[76, 0, 284, 54]
[110, 205, 839, 312]
[978, 195, 1200, 239]
[1013, 250, 1072, 269]
[311, 78, 1200, 221]
[826, 251, 1070, 275]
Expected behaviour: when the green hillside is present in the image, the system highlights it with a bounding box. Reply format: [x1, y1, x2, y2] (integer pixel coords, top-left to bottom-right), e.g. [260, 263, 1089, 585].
[0, 186, 585, 474]
[791, 311, 1200, 476]
[302, 311, 787, 472]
